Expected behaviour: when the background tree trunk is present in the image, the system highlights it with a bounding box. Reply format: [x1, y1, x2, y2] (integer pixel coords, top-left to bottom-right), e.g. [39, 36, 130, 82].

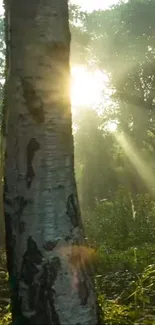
[3, 0, 102, 324]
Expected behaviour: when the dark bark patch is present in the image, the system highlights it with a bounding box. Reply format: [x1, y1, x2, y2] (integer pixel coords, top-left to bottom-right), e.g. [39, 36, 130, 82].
[12, 294, 32, 325]
[56, 184, 65, 189]
[4, 179, 14, 276]
[46, 42, 70, 60]
[67, 193, 79, 227]
[4, 193, 30, 228]
[21, 77, 44, 123]
[43, 240, 58, 251]
[3, 177, 8, 194]
[78, 278, 89, 305]
[21, 236, 42, 285]
[21, 255, 39, 285]
[19, 238, 61, 324]
[10, 277, 23, 325]
[28, 257, 61, 324]
[5, 195, 29, 219]
[28, 282, 37, 310]
[18, 221, 26, 234]
[65, 235, 72, 241]
[15, 196, 29, 219]
[50, 257, 61, 283]
[4, 197, 12, 206]
[4, 191, 29, 279]
[26, 138, 40, 188]
[4, 213, 14, 276]
[25, 236, 42, 265]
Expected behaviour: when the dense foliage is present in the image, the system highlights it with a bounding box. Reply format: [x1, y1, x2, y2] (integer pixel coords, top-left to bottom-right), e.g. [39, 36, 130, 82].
[71, 1, 155, 324]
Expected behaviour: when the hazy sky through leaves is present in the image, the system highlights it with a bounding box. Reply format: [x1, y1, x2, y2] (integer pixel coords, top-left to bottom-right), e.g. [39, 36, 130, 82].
[0, 1, 121, 15]
[70, 0, 120, 12]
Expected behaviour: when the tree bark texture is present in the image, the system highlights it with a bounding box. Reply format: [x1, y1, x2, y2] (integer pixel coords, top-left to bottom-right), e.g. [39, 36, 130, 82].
[3, 0, 102, 324]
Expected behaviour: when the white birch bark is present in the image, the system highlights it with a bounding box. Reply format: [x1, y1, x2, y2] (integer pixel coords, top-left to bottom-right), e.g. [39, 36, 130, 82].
[3, 0, 102, 324]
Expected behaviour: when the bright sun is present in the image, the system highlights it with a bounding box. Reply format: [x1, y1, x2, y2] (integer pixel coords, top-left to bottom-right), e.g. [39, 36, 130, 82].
[106, 121, 118, 132]
[71, 65, 106, 109]
[71, 65, 117, 132]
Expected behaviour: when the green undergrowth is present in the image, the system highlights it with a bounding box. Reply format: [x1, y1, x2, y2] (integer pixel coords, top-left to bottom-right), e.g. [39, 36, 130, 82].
[0, 248, 11, 325]
[95, 245, 155, 325]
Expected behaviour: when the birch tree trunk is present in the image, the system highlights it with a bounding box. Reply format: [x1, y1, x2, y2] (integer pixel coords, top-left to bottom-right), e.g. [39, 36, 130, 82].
[3, 0, 102, 324]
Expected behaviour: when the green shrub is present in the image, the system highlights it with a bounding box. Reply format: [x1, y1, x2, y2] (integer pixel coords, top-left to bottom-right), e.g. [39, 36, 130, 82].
[84, 191, 155, 251]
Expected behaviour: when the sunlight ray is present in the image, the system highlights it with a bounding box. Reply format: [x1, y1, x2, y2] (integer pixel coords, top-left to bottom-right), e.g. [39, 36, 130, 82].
[115, 132, 155, 195]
